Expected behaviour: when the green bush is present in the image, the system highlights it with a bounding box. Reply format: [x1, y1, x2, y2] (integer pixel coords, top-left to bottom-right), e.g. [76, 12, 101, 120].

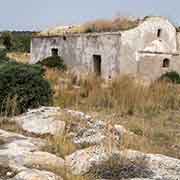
[1, 32, 13, 50]
[39, 56, 67, 70]
[0, 62, 53, 115]
[0, 49, 11, 64]
[159, 71, 180, 84]
[11, 34, 31, 52]
[0, 31, 32, 52]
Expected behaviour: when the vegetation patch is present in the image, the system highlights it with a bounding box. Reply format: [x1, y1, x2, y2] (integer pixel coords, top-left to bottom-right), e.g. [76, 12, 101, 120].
[46, 70, 180, 113]
[89, 156, 153, 180]
[0, 166, 15, 179]
[83, 17, 139, 33]
[0, 62, 53, 116]
[39, 56, 67, 70]
[159, 71, 180, 84]
[0, 31, 32, 52]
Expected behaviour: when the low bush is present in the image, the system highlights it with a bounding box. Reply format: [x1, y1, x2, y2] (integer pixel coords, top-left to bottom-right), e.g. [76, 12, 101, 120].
[0, 49, 10, 63]
[159, 71, 180, 84]
[0, 62, 53, 115]
[39, 56, 67, 70]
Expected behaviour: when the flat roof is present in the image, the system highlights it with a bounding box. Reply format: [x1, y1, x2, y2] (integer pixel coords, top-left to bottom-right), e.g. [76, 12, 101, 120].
[32, 31, 122, 38]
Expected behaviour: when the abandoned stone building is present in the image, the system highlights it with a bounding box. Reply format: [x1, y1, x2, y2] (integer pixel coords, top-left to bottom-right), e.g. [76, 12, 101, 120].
[31, 16, 180, 80]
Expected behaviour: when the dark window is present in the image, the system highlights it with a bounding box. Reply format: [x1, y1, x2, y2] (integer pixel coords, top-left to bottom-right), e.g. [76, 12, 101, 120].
[51, 48, 58, 56]
[93, 55, 101, 76]
[157, 29, 162, 37]
[63, 36, 67, 41]
[162, 58, 170, 68]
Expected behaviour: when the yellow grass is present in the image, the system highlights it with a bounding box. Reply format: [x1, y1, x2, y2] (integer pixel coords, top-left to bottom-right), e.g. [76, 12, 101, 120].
[37, 16, 139, 36]
[83, 17, 139, 33]
[45, 68, 180, 159]
[45, 69, 180, 114]
[6, 52, 30, 64]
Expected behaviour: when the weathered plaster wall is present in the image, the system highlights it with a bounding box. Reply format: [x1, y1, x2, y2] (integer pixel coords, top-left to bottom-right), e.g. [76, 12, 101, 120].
[31, 33, 121, 79]
[31, 16, 180, 80]
[138, 54, 170, 80]
[176, 32, 180, 51]
[120, 17, 177, 75]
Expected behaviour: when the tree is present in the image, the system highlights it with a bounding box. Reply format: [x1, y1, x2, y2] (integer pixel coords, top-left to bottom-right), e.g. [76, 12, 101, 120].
[1, 31, 13, 50]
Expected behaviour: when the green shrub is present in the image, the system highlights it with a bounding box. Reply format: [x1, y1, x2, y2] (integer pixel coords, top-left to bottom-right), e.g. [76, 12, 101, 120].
[39, 56, 67, 70]
[0, 62, 53, 115]
[0, 49, 8, 63]
[159, 71, 180, 84]
[0, 31, 32, 53]
[11, 34, 31, 52]
[1, 32, 13, 50]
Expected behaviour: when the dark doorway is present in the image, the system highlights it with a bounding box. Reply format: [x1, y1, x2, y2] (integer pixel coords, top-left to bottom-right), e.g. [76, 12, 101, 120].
[93, 55, 102, 76]
[157, 29, 162, 37]
[51, 48, 58, 56]
[162, 58, 170, 68]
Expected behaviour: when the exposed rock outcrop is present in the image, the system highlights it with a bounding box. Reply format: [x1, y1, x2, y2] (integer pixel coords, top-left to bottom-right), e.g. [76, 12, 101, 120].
[65, 146, 180, 179]
[13, 107, 65, 136]
[11, 169, 63, 180]
[0, 129, 64, 180]
[0, 107, 180, 180]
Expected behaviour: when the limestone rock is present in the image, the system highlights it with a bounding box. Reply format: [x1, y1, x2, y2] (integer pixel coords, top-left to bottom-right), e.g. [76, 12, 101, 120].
[119, 150, 180, 179]
[11, 169, 63, 180]
[13, 107, 65, 136]
[21, 151, 65, 171]
[73, 120, 106, 146]
[73, 128, 106, 146]
[0, 129, 64, 179]
[65, 146, 180, 179]
[65, 145, 120, 175]
[0, 129, 45, 172]
[114, 124, 128, 137]
[65, 109, 92, 122]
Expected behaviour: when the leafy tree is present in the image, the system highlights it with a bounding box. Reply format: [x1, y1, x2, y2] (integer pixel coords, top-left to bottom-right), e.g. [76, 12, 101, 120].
[1, 32, 13, 50]
[12, 33, 31, 52]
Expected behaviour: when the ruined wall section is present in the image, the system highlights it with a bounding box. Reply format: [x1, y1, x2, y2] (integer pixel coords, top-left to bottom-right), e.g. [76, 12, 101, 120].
[120, 17, 177, 75]
[176, 32, 180, 52]
[30, 33, 121, 79]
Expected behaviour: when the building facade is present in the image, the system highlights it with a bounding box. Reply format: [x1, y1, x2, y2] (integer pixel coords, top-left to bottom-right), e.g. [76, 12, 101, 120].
[31, 16, 180, 80]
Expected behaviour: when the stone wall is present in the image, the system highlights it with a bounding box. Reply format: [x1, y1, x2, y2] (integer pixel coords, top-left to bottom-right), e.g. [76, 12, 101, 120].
[31, 16, 180, 80]
[31, 32, 121, 79]
[119, 17, 178, 76]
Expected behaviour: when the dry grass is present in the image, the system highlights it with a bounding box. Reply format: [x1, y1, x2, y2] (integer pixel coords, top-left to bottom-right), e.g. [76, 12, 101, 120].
[44, 135, 78, 158]
[37, 16, 139, 36]
[6, 52, 30, 64]
[89, 153, 152, 179]
[45, 68, 180, 159]
[121, 112, 180, 158]
[1, 67, 180, 179]
[43, 110, 91, 158]
[45, 69, 180, 114]
[83, 17, 139, 33]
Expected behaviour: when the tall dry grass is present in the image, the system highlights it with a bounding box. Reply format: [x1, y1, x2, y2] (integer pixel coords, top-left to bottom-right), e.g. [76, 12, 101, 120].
[45, 69, 180, 115]
[45, 69, 180, 159]
[83, 17, 139, 33]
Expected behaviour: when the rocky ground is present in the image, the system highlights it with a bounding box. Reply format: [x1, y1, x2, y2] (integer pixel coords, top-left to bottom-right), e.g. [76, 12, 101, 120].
[0, 107, 180, 180]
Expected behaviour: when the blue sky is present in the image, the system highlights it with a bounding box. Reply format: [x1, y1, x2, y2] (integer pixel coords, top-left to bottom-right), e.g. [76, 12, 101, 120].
[0, 0, 180, 31]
